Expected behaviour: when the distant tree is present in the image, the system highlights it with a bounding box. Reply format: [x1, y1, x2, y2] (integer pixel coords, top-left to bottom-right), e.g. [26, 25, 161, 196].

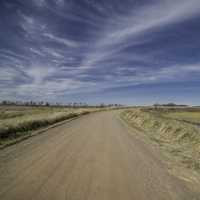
[100, 103, 105, 108]
[2, 100, 8, 105]
[153, 103, 160, 109]
[166, 103, 176, 107]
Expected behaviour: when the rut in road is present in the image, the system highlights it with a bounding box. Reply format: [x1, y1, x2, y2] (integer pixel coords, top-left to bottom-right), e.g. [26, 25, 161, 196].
[0, 111, 199, 200]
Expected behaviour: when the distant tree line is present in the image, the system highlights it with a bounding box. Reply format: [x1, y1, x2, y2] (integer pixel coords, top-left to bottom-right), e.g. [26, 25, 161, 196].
[153, 103, 188, 108]
[0, 100, 124, 108]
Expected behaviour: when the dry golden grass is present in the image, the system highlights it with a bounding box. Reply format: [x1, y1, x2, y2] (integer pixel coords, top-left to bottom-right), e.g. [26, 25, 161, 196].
[0, 106, 96, 145]
[121, 108, 200, 172]
[164, 111, 200, 124]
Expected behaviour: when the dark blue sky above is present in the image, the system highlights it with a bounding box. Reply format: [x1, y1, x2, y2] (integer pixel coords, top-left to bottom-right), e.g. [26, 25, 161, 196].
[0, 0, 200, 105]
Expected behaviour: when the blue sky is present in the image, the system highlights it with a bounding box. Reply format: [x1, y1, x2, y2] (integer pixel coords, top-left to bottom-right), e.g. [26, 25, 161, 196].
[0, 0, 200, 105]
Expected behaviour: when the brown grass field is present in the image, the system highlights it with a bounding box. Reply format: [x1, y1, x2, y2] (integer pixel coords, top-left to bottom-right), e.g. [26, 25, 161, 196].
[0, 105, 96, 147]
[121, 107, 200, 174]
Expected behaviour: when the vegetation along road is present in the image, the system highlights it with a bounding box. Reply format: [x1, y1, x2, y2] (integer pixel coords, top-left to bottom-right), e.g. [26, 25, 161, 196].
[0, 111, 199, 200]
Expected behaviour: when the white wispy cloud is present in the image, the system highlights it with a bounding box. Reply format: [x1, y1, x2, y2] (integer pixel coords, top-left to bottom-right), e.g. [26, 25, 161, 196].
[99, 0, 200, 46]
[1, 61, 199, 102]
[80, 0, 200, 73]
[42, 47, 64, 58]
[20, 13, 46, 36]
[0, 49, 27, 60]
[29, 48, 45, 57]
[106, 63, 200, 87]
[0, 67, 20, 81]
[25, 65, 56, 84]
[43, 33, 79, 48]
[1, 0, 200, 102]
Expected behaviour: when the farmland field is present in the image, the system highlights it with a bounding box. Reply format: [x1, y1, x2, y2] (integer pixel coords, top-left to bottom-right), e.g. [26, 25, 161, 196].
[164, 111, 200, 125]
[0, 106, 94, 147]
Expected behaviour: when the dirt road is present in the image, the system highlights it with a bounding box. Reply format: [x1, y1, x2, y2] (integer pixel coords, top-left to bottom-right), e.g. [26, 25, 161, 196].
[0, 111, 199, 200]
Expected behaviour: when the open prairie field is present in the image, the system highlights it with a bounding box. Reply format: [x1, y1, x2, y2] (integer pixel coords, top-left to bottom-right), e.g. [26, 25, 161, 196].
[141, 106, 200, 125]
[121, 107, 200, 175]
[163, 110, 200, 125]
[0, 106, 94, 147]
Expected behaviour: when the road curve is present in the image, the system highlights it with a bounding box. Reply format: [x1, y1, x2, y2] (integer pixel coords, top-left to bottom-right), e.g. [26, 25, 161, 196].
[0, 111, 199, 200]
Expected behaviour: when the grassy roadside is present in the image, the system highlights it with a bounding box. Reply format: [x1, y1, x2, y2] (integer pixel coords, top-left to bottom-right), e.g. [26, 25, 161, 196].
[0, 106, 94, 148]
[164, 111, 200, 125]
[120, 109, 200, 174]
